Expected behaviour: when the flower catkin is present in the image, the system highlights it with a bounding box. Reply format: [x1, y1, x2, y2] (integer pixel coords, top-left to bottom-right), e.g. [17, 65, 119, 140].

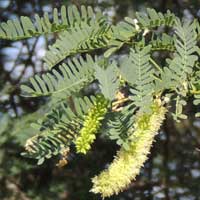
[91, 102, 166, 198]
[75, 95, 109, 154]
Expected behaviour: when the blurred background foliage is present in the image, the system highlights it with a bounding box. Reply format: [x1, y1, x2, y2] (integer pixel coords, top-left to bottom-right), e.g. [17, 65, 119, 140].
[0, 0, 200, 199]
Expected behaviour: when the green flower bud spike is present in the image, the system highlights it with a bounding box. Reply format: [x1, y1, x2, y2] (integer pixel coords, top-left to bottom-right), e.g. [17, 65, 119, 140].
[91, 100, 167, 198]
[75, 95, 109, 154]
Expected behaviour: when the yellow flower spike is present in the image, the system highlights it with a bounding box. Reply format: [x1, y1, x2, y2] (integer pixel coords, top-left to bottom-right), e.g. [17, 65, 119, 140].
[91, 101, 167, 198]
[75, 95, 109, 154]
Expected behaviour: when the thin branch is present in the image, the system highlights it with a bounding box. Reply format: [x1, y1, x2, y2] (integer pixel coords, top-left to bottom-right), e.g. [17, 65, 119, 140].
[150, 57, 163, 73]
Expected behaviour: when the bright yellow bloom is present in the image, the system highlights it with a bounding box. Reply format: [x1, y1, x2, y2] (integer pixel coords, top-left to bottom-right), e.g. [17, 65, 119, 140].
[91, 101, 166, 198]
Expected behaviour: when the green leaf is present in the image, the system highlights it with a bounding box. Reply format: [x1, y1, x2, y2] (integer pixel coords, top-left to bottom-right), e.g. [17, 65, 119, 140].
[120, 45, 154, 112]
[0, 5, 105, 40]
[104, 47, 119, 58]
[158, 19, 198, 91]
[23, 96, 97, 163]
[95, 62, 120, 101]
[21, 55, 96, 101]
[37, 157, 45, 165]
[44, 21, 112, 69]
[136, 8, 175, 29]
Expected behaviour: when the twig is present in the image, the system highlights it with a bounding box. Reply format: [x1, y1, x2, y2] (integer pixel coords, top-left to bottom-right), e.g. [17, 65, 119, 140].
[150, 57, 162, 73]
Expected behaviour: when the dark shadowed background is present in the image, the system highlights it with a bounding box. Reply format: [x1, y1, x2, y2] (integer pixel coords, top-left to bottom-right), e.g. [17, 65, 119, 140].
[0, 0, 200, 200]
